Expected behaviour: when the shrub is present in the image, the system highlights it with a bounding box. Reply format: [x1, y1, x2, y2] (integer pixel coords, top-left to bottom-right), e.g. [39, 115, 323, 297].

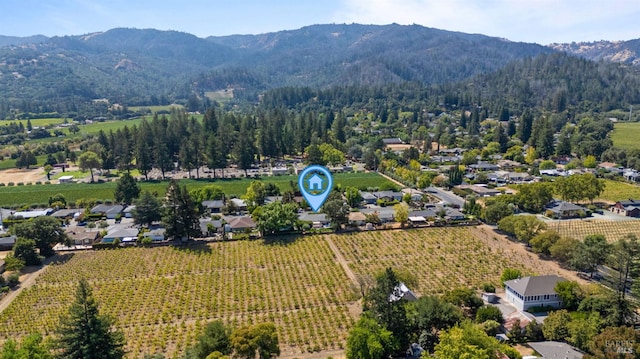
[482, 283, 496, 293]
[500, 268, 521, 286]
[7, 273, 20, 287]
[16, 182, 24, 186]
[476, 305, 504, 324]
[7, 182, 14, 186]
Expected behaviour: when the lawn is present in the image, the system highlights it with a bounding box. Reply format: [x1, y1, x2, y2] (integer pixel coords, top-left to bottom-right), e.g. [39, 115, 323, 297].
[597, 179, 640, 203]
[0, 172, 393, 207]
[0, 118, 66, 127]
[0, 155, 48, 171]
[51, 170, 91, 180]
[0, 227, 559, 358]
[611, 122, 640, 150]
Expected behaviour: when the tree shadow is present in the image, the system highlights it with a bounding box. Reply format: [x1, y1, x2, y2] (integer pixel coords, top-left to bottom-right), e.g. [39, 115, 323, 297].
[171, 240, 212, 254]
[48, 252, 75, 266]
[262, 233, 304, 246]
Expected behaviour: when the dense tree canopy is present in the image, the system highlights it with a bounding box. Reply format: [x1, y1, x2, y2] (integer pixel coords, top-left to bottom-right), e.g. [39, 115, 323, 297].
[55, 279, 125, 359]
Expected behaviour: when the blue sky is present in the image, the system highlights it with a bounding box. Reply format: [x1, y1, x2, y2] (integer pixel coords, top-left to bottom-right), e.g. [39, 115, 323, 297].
[1, 0, 639, 44]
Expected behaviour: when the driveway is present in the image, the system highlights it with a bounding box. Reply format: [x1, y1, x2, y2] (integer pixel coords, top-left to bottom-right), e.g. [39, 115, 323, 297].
[425, 186, 465, 207]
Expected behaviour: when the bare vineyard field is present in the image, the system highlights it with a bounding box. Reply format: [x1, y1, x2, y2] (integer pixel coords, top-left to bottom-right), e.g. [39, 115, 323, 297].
[0, 239, 357, 358]
[0, 227, 563, 358]
[554, 218, 640, 242]
[329, 227, 559, 295]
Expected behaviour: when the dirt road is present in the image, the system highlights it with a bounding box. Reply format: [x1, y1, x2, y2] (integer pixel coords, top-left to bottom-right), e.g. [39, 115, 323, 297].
[0, 255, 58, 313]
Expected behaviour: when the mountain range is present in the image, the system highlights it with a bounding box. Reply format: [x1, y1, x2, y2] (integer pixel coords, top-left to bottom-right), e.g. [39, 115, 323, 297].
[0, 24, 638, 107]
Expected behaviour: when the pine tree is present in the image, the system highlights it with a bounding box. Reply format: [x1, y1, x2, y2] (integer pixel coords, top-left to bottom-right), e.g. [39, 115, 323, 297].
[162, 180, 201, 241]
[133, 191, 162, 227]
[114, 172, 141, 205]
[518, 110, 534, 144]
[55, 279, 125, 359]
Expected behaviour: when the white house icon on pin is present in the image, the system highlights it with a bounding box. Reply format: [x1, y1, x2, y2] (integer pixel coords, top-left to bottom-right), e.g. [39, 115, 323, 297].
[308, 174, 324, 191]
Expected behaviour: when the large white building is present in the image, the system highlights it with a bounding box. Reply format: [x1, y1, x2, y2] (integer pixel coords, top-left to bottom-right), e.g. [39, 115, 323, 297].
[504, 275, 565, 311]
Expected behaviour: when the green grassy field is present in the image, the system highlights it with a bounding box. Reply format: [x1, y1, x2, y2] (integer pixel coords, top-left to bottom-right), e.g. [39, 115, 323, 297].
[598, 179, 640, 203]
[0, 155, 48, 171]
[51, 170, 90, 180]
[0, 172, 392, 207]
[78, 118, 146, 135]
[611, 122, 640, 150]
[0, 118, 66, 127]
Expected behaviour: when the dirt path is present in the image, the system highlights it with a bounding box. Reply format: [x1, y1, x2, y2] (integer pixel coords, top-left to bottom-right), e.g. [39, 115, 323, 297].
[325, 236, 359, 287]
[378, 172, 406, 188]
[0, 255, 57, 313]
[470, 224, 589, 286]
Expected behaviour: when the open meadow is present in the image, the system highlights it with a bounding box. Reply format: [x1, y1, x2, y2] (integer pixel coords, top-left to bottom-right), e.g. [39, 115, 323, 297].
[611, 122, 640, 150]
[0, 172, 390, 207]
[597, 179, 640, 203]
[0, 227, 563, 358]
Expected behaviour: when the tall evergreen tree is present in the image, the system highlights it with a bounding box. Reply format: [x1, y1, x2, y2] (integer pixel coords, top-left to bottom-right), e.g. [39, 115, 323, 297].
[133, 191, 162, 227]
[234, 118, 256, 176]
[162, 180, 201, 241]
[134, 119, 154, 180]
[55, 279, 125, 359]
[114, 173, 141, 205]
[518, 110, 534, 144]
[492, 124, 509, 153]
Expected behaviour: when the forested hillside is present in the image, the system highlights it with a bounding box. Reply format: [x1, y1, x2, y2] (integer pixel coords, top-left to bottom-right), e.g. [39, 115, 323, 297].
[0, 24, 552, 114]
[454, 52, 640, 113]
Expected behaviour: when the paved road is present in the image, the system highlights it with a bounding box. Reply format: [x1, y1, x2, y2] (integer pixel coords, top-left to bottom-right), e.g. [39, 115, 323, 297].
[425, 186, 466, 207]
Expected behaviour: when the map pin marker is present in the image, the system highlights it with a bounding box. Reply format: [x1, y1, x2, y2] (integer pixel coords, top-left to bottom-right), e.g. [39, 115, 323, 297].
[298, 165, 333, 212]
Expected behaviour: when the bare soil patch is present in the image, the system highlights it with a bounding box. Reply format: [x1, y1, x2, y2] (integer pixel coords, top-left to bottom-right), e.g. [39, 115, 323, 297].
[0, 167, 47, 184]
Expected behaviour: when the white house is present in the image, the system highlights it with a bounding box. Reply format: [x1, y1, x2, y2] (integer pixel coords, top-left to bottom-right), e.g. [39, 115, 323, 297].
[504, 275, 565, 311]
[142, 228, 166, 242]
[58, 175, 74, 183]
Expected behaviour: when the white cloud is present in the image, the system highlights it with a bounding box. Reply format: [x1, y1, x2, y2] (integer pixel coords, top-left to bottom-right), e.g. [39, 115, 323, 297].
[332, 0, 640, 44]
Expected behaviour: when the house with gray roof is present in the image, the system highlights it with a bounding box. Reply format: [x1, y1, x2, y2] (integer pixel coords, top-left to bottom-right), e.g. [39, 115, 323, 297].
[504, 275, 565, 311]
[50, 208, 83, 219]
[298, 212, 330, 226]
[546, 201, 587, 219]
[359, 191, 377, 205]
[91, 204, 124, 219]
[360, 207, 396, 223]
[102, 228, 139, 243]
[528, 341, 584, 359]
[225, 216, 256, 233]
[202, 200, 225, 214]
